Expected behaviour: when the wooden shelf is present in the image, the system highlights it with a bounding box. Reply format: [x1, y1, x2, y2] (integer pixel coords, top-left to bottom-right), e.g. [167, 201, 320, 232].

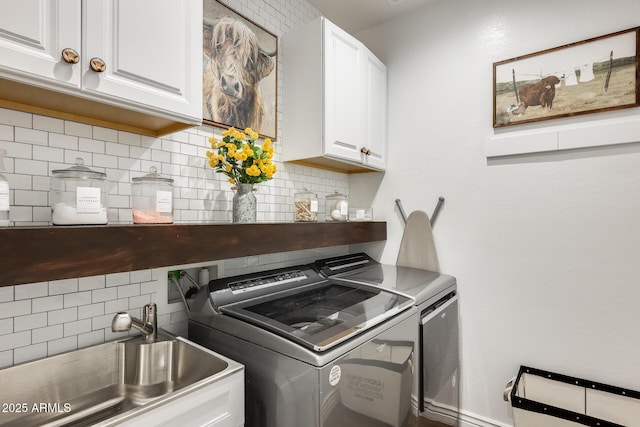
[0, 222, 386, 287]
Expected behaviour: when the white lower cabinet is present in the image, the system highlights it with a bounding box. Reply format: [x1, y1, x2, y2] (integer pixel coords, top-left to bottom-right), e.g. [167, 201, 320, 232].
[118, 370, 245, 427]
[0, 0, 202, 136]
[283, 16, 387, 173]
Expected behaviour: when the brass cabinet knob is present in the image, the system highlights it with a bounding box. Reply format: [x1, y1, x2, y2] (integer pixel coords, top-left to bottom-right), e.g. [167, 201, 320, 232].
[61, 48, 79, 64]
[89, 57, 106, 73]
[360, 147, 371, 155]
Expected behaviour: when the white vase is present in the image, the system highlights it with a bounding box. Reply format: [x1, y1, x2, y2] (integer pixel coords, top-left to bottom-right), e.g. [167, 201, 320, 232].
[232, 183, 256, 223]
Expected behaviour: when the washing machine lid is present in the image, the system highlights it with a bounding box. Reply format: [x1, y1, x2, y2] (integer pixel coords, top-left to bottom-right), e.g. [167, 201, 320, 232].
[316, 253, 456, 307]
[220, 280, 414, 352]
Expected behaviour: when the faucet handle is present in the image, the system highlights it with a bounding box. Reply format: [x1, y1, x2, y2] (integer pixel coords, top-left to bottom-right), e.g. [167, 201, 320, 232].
[142, 303, 158, 342]
[143, 303, 156, 320]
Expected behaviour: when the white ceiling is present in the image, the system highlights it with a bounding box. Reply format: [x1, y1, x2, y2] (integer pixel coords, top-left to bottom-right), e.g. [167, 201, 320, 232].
[307, 0, 434, 33]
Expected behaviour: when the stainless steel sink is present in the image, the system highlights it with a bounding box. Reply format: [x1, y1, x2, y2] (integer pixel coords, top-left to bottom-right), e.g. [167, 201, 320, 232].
[0, 331, 242, 426]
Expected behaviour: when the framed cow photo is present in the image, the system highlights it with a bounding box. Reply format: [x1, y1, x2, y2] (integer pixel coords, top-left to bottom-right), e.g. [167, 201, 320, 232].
[203, 0, 278, 139]
[493, 27, 640, 128]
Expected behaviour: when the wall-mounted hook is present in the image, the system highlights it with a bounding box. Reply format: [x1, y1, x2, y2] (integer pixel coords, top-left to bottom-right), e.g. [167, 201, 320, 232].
[395, 199, 408, 224]
[395, 196, 445, 227]
[430, 196, 445, 227]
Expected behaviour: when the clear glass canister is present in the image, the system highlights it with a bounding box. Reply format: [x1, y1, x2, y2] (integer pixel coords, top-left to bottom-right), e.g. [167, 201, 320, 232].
[294, 188, 318, 222]
[132, 166, 174, 224]
[50, 158, 108, 225]
[325, 191, 348, 221]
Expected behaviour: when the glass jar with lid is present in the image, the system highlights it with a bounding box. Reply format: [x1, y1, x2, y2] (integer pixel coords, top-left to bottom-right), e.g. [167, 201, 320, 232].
[50, 158, 108, 225]
[132, 166, 174, 224]
[294, 188, 318, 222]
[325, 191, 348, 222]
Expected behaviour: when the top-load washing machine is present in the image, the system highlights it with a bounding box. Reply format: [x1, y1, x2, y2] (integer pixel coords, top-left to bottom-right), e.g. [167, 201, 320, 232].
[315, 252, 460, 426]
[188, 260, 419, 427]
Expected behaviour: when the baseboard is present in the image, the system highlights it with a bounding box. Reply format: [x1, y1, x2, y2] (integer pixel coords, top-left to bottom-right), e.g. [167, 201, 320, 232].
[414, 398, 513, 427]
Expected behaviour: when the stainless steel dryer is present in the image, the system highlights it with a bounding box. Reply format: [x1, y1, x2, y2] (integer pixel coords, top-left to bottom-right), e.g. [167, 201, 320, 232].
[315, 253, 459, 426]
[188, 262, 418, 427]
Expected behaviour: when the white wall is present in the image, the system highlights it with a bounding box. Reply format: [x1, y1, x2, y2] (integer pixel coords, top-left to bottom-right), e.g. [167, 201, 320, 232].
[353, 0, 640, 425]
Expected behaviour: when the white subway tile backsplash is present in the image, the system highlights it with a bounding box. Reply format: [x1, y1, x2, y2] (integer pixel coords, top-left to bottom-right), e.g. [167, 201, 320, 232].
[48, 307, 77, 325]
[78, 275, 105, 291]
[14, 190, 47, 206]
[33, 115, 64, 134]
[92, 287, 118, 303]
[128, 294, 151, 310]
[49, 133, 78, 150]
[0, 286, 13, 303]
[49, 279, 79, 295]
[0, 124, 13, 140]
[47, 335, 77, 356]
[91, 313, 116, 331]
[106, 272, 130, 287]
[79, 137, 105, 153]
[0, 108, 31, 127]
[33, 145, 64, 162]
[63, 291, 92, 308]
[9, 174, 33, 191]
[14, 282, 48, 300]
[93, 126, 118, 143]
[104, 298, 128, 314]
[0, 350, 13, 368]
[15, 128, 48, 146]
[0, 318, 13, 335]
[0, 300, 31, 319]
[5, 141, 32, 159]
[106, 141, 130, 157]
[117, 130, 141, 146]
[33, 207, 51, 222]
[15, 158, 48, 176]
[0, 331, 31, 351]
[9, 206, 33, 222]
[78, 302, 104, 320]
[63, 319, 92, 337]
[32, 295, 63, 313]
[14, 313, 47, 332]
[130, 269, 152, 283]
[14, 342, 47, 364]
[64, 121, 92, 138]
[0, 0, 347, 366]
[77, 329, 104, 349]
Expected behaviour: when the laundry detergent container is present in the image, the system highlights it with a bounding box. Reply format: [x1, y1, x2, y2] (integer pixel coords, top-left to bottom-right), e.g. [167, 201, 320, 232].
[50, 158, 108, 225]
[132, 166, 174, 224]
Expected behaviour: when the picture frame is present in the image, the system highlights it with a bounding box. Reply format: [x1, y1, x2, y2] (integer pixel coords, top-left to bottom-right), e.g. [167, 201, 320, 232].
[203, 0, 278, 139]
[493, 27, 639, 128]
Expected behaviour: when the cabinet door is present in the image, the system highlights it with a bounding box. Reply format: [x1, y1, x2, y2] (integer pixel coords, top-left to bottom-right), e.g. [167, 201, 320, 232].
[323, 19, 364, 163]
[362, 49, 387, 170]
[82, 0, 202, 122]
[0, 0, 81, 89]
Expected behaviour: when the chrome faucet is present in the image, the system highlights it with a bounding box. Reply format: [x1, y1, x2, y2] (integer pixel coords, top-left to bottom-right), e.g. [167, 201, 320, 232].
[111, 303, 157, 343]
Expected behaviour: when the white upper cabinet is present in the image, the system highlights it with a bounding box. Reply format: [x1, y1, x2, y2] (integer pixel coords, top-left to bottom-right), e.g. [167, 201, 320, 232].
[0, 0, 202, 136]
[283, 16, 387, 173]
[0, 0, 82, 89]
[362, 49, 387, 171]
[82, 0, 201, 121]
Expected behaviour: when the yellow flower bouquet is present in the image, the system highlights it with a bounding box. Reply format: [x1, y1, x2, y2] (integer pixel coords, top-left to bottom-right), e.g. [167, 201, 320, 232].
[206, 127, 277, 185]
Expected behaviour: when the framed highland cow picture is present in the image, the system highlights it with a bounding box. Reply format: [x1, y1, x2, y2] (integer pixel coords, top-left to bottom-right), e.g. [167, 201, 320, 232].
[493, 27, 640, 128]
[203, 0, 278, 139]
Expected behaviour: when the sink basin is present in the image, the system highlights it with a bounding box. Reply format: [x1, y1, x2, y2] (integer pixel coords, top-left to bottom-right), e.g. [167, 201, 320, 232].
[0, 331, 243, 426]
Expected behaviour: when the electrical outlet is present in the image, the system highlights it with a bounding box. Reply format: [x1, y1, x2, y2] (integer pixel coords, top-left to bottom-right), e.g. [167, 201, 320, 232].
[168, 264, 219, 304]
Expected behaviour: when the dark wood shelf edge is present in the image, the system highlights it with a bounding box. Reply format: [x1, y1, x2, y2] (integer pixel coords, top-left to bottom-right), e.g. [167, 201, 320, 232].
[0, 222, 386, 287]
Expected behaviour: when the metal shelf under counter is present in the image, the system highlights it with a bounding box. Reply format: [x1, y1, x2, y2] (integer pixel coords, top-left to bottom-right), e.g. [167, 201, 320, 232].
[0, 221, 386, 287]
